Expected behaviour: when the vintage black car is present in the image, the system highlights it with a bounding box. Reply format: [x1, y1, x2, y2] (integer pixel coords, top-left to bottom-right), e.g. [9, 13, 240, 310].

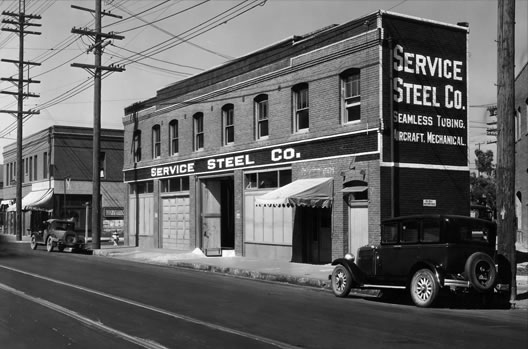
[30, 219, 85, 252]
[330, 215, 507, 307]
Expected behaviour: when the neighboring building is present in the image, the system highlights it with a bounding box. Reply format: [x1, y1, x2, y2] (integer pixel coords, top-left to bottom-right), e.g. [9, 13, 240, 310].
[515, 62, 528, 246]
[1, 126, 125, 239]
[122, 10, 470, 263]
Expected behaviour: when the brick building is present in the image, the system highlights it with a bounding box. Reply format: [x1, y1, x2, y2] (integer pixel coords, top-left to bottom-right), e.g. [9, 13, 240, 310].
[1, 126, 125, 239]
[122, 11, 470, 263]
[515, 62, 528, 246]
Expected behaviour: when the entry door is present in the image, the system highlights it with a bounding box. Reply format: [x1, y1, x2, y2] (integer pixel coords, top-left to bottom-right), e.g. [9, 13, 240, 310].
[348, 202, 368, 256]
[201, 181, 222, 251]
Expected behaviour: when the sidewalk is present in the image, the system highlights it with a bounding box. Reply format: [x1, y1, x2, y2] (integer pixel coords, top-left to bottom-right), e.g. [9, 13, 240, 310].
[93, 245, 528, 309]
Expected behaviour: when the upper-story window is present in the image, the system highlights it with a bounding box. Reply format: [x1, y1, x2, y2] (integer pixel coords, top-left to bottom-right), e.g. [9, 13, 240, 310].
[255, 94, 269, 140]
[43, 152, 48, 179]
[133, 130, 142, 162]
[169, 120, 179, 155]
[222, 104, 234, 146]
[341, 69, 361, 123]
[33, 155, 37, 181]
[152, 125, 161, 158]
[193, 112, 204, 151]
[292, 83, 309, 132]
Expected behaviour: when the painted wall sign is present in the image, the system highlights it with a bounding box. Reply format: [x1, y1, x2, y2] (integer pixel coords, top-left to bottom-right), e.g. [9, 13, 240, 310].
[124, 130, 378, 182]
[384, 16, 468, 167]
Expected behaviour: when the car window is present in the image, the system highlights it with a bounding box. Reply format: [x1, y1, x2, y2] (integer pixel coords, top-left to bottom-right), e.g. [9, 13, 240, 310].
[447, 218, 492, 244]
[381, 223, 398, 244]
[421, 219, 440, 243]
[401, 221, 419, 243]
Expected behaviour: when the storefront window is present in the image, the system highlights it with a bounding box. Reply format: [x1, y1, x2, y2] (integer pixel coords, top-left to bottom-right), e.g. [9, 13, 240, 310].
[245, 169, 292, 190]
[161, 177, 190, 192]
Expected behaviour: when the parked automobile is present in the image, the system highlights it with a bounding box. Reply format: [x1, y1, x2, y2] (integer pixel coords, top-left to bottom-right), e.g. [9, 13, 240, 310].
[330, 215, 507, 307]
[30, 219, 85, 252]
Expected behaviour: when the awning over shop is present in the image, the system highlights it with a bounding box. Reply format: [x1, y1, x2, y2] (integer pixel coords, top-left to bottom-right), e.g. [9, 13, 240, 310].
[341, 186, 368, 193]
[255, 177, 333, 208]
[7, 189, 53, 212]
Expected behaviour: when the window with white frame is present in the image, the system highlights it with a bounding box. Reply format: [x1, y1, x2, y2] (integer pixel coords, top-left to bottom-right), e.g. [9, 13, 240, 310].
[133, 131, 142, 162]
[222, 104, 234, 145]
[292, 83, 309, 132]
[193, 112, 204, 151]
[254, 94, 269, 139]
[152, 125, 161, 158]
[169, 119, 179, 155]
[341, 69, 361, 123]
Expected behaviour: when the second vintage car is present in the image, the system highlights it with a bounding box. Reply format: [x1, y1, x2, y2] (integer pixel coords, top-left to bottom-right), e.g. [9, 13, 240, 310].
[30, 219, 86, 252]
[330, 214, 508, 307]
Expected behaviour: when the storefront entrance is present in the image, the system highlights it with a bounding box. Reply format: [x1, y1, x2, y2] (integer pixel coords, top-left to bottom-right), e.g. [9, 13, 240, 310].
[293, 207, 332, 264]
[200, 177, 234, 255]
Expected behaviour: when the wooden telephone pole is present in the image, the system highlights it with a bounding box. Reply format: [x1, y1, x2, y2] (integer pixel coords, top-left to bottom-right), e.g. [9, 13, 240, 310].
[71, 0, 124, 249]
[0, 0, 41, 241]
[496, 0, 516, 302]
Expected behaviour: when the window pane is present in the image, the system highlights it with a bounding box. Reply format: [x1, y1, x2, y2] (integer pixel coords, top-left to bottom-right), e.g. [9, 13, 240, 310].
[279, 169, 292, 186]
[422, 219, 440, 242]
[245, 173, 257, 189]
[401, 221, 419, 243]
[226, 126, 234, 144]
[381, 223, 398, 244]
[297, 109, 309, 130]
[181, 177, 189, 191]
[258, 171, 278, 188]
[346, 104, 360, 122]
[259, 120, 268, 138]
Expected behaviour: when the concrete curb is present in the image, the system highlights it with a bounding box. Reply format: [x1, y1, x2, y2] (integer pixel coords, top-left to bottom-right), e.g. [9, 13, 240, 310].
[169, 261, 331, 289]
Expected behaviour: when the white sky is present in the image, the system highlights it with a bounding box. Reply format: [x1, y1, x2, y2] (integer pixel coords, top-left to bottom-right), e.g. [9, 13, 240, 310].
[0, 0, 527, 166]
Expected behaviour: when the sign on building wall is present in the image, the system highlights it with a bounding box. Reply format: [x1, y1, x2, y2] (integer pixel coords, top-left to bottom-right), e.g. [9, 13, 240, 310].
[385, 16, 468, 167]
[123, 130, 379, 182]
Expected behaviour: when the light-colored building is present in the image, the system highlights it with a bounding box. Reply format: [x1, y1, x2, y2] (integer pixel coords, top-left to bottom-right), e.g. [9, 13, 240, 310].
[1, 126, 125, 239]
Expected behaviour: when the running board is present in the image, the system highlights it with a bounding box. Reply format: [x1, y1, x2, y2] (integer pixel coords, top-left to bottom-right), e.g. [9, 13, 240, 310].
[362, 284, 406, 290]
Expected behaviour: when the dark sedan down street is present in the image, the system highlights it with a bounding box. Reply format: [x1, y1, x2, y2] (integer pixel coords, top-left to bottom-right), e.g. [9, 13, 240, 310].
[0, 242, 527, 349]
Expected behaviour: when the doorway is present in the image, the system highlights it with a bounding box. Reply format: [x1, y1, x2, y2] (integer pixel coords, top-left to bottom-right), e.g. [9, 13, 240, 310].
[294, 207, 332, 264]
[200, 177, 234, 255]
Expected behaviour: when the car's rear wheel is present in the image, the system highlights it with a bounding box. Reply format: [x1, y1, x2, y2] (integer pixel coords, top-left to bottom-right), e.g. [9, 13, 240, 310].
[465, 252, 496, 292]
[331, 265, 353, 298]
[46, 236, 54, 253]
[410, 268, 439, 307]
[30, 235, 37, 250]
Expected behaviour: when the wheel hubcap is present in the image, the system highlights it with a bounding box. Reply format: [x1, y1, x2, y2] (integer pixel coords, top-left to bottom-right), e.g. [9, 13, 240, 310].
[335, 271, 347, 292]
[475, 261, 490, 285]
[415, 276, 432, 301]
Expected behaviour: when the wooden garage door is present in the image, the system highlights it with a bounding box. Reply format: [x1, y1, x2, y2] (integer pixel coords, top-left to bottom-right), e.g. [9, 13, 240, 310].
[162, 196, 190, 250]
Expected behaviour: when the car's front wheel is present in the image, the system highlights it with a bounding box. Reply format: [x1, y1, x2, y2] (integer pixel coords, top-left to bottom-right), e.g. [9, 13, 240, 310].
[30, 235, 37, 250]
[410, 268, 439, 307]
[331, 265, 353, 298]
[46, 236, 54, 253]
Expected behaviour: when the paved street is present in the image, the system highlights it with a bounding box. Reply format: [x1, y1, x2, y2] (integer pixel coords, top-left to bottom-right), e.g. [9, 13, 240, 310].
[0, 242, 527, 349]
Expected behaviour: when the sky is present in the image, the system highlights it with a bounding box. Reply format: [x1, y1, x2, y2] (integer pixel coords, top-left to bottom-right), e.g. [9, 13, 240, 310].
[0, 0, 527, 167]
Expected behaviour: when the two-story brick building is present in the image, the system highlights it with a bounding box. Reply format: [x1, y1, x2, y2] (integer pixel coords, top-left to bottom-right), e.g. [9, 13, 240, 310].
[1, 126, 125, 239]
[122, 10, 470, 263]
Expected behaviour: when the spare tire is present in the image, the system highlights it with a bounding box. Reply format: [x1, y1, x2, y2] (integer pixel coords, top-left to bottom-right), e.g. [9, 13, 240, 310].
[464, 252, 496, 292]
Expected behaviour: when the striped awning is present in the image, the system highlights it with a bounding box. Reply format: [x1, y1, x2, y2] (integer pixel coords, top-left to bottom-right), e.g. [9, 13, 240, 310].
[255, 178, 333, 208]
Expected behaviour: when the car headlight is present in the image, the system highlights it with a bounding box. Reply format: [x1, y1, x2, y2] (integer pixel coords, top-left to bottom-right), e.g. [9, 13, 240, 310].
[345, 253, 355, 262]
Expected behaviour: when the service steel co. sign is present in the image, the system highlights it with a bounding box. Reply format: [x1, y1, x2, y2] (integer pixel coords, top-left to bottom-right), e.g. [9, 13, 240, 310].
[385, 15, 468, 167]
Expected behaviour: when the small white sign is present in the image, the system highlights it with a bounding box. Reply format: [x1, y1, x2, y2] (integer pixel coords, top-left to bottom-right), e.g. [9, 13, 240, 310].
[423, 199, 436, 207]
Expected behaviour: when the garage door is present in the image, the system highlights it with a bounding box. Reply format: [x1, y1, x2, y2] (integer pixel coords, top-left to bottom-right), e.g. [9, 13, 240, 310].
[162, 196, 190, 250]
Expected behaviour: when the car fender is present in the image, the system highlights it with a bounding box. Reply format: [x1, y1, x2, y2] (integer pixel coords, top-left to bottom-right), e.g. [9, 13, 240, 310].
[331, 258, 366, 285]
[408, 260, 445, 287]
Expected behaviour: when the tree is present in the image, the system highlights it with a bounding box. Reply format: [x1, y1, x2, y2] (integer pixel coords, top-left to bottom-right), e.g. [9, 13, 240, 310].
[470, 149, 496, 216]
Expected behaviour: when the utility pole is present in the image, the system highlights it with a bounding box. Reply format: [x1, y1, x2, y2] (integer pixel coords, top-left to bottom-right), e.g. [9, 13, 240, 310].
[496, 0, 516, 302]
[0, 0, 41, 241]
[71, 0, 124, 249]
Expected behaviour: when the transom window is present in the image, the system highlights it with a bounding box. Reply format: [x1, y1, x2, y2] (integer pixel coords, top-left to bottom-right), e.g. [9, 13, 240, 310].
[254, 94, 269, 140]
[341, 69, 361, 123]
[169, 120, 179, 155]
[161, 177, 190, 192]
[222, 104, 234, 145]
[293, 83, 309, 132]
[152, 125, 161, 158]
[245, 169, 292, 190]
[193, 112, 204, 151]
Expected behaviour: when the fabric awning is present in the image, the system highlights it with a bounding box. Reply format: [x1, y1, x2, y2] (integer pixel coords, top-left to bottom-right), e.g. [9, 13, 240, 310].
[255, 177, 333, 208]
[7, 189, 54, 212]
[341, 186, 368, 193]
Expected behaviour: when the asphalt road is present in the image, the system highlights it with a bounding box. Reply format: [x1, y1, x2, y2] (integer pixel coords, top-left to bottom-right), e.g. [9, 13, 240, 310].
[0, 242, 527, 349]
